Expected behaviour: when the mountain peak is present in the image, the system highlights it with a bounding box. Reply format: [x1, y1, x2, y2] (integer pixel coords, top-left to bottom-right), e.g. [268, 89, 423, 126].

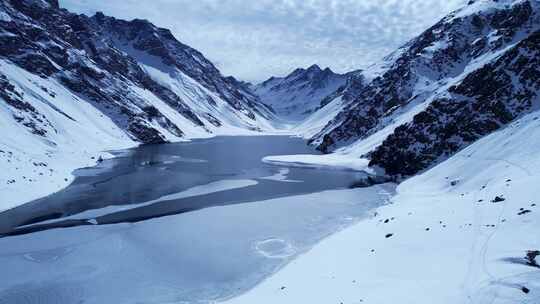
[287, 64, 325, 80]
[93, 11, 107, 22]
[306, 64, 322, 72]
[47, 0, 59, 9]
[254, 64, 347, 121]
[323, 67, 333, 73]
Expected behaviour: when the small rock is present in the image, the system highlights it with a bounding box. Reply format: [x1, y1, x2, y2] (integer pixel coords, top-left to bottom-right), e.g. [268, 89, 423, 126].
[491, 196, 505, 203]
[526, 250, 539, 267]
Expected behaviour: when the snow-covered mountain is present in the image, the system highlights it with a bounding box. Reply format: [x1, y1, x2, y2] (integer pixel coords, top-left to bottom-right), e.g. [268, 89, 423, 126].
[309, 0, 540, 178]
[0, 0, 275, 209]
[253, 65, 349, 123]
[0, 0, 275, 142]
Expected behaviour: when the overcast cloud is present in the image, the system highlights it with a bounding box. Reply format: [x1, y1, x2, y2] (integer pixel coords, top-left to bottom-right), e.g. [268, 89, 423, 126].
[60, 0, 467, 82]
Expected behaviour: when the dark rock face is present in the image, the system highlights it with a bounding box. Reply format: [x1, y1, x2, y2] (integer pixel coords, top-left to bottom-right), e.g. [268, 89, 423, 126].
[90, 14, 262, 117]
[0, 74, 53, 136]
[312, 0, 540, 176]
[0, 0, 267, 144]
[314, 0, 539, 152]
[369, 28, 540, 177]
[127, 118, 167, 144]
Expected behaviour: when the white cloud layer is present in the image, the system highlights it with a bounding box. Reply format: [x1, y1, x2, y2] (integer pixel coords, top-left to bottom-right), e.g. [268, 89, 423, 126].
[60, 0, 467, 82]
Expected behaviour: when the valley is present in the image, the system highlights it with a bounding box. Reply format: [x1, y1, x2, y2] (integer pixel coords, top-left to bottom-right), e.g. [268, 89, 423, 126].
[0, 0, 539, 303]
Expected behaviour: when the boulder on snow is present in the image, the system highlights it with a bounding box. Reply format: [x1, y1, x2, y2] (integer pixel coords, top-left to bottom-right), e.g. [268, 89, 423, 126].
[526, 250, 539, 267]
[491, 196, 506, 203]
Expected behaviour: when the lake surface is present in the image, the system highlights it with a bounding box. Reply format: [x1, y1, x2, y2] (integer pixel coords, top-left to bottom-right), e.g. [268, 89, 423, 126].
[0, 136, 392, 304]
[1, 136, 368, 235]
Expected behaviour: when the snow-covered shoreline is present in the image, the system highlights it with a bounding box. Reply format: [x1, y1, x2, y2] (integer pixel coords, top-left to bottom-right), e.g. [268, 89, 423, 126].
[1, 148, 156, 214]
[0, 130, 291, 213]
[263, 154, 373, 173]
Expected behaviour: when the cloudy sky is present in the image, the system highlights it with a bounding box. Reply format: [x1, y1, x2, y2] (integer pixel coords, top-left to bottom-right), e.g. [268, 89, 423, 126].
[60, 0, 467, 82]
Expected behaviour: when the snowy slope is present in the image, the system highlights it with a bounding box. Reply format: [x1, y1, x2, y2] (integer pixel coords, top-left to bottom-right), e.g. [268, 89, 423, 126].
[292, 96, 347, 139]
[253, 65, 348, 123]
[0, 59, 135, 211]
[224, 99, 540, 304]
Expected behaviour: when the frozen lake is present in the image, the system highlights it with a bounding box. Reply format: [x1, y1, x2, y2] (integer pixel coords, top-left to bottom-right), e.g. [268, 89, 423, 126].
[0, 136, 393, 304]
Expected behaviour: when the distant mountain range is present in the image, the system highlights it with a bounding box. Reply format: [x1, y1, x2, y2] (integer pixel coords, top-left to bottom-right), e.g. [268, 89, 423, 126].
[252, 65, 349, 122]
